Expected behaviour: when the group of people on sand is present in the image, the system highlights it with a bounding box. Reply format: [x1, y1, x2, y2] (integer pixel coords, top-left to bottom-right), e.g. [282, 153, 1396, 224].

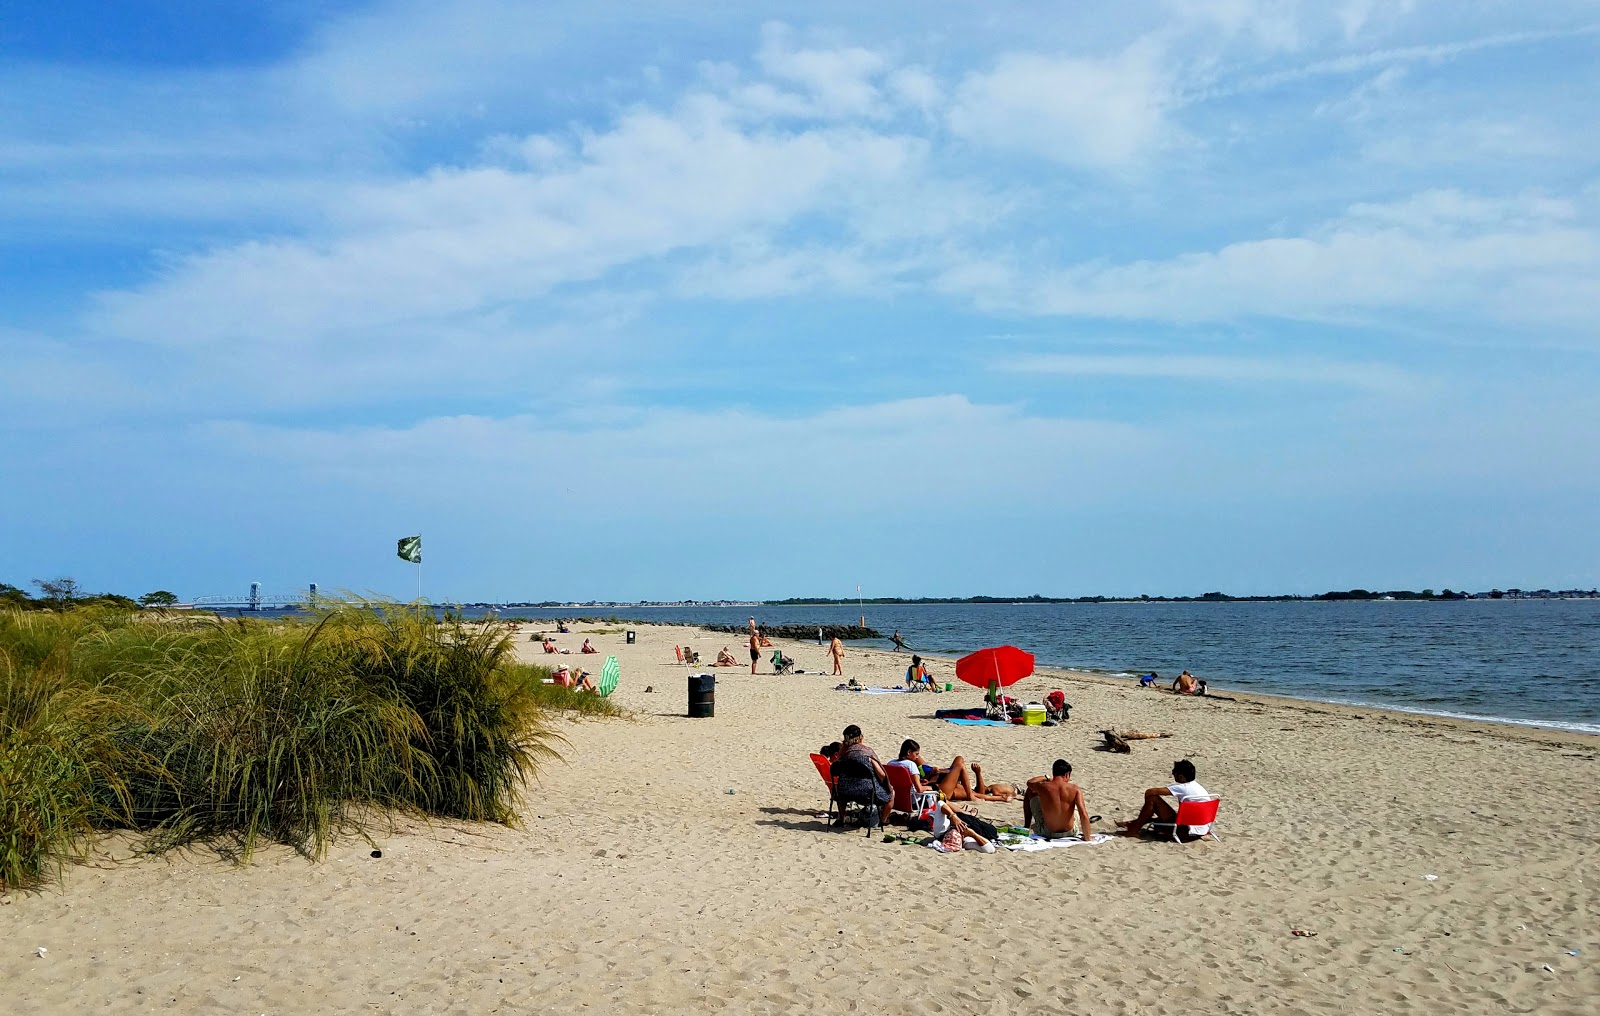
[541, 636, 599, 655]
[1140, 669, 1207, 695]
[820, 724, 1213, 852]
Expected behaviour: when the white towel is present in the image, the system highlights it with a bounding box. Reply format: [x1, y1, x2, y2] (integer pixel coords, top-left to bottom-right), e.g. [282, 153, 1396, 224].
[1001, 833, 1114, 851]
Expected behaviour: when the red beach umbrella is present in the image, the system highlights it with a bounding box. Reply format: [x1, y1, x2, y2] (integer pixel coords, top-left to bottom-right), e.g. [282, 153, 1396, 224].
[955, 645, 1035, 690]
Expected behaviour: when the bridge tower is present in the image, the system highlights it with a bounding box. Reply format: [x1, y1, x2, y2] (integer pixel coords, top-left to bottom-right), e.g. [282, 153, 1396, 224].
[249, 582, 261, 611]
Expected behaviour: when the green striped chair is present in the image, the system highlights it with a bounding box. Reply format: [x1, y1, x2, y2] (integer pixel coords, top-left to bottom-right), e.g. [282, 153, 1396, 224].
[597, 656, 620, 697]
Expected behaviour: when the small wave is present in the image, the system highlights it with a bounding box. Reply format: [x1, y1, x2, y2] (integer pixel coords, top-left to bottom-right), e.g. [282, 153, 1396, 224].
[1312, 698, 1600, 736]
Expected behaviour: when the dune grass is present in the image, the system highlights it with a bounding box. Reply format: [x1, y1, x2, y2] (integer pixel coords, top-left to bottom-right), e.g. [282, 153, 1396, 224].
[0, 603, 588, 893]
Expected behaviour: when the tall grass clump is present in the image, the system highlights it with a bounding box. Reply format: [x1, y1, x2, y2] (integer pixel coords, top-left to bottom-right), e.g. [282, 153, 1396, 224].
[0, 615, 140, 892]
[316, 608, 563, 824]
[0, 602, 576, 890]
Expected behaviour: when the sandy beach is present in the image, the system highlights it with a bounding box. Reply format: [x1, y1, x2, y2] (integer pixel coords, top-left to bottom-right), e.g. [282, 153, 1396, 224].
[4, 620, 1598, 1015]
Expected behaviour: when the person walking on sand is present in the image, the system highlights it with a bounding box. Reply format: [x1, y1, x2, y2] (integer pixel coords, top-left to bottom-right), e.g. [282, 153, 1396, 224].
[749, 629, 761, 674]
[890, 629, 910, 652]
[830, 636, 845, 676]
[1023, 760, 1095, 841]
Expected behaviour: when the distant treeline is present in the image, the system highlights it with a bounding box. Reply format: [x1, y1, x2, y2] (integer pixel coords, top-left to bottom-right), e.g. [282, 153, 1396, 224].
[765, 588, 1597, 605]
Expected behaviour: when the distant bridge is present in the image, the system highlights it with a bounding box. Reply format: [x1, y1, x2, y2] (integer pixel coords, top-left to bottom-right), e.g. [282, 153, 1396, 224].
[188, 584, 322, 610]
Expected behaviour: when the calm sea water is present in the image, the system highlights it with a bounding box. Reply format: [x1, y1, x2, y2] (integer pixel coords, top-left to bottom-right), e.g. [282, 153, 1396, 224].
[485, 599, 1600, 735]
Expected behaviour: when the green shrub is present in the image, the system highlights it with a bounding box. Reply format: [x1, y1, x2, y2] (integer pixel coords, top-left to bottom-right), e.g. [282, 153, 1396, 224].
[0, 602, 581, 890]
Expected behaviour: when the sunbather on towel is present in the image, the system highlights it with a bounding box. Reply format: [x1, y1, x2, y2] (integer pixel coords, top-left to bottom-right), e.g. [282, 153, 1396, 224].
[928, 801, 997, 853]
[542, 638, 559, 654]
[1023, 760, 1094, 841]
[580, 638, 598, 654]
[714, 647, 740, 666]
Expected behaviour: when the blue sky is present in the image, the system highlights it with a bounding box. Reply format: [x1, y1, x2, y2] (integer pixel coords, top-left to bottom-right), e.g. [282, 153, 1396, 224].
[3, 1, 1598, 603]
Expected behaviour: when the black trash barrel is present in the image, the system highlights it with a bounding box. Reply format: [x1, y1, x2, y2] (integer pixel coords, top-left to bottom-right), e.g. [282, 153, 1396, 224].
[625, 629, 636, 644]
[688, 673, 715, 718]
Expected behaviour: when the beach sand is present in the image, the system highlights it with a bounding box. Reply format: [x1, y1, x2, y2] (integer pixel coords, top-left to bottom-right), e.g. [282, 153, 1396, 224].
[4, 621, 1598, 1014]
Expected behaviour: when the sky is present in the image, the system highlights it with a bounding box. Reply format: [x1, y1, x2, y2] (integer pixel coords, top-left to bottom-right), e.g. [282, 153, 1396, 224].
[2, 1, 1598, 603]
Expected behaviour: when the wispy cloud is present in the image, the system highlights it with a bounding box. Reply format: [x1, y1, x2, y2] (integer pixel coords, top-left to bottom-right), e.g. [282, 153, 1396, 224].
[997, 353, 1416, 394]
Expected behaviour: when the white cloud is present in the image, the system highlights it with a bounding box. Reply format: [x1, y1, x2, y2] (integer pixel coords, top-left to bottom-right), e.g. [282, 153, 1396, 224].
[998, 353, 1417, 394]
[88, 100, 926, 347]
[204, 395, 1149, 513]
[947, 41, 1175, 170]
[945, 189, 1600, 332]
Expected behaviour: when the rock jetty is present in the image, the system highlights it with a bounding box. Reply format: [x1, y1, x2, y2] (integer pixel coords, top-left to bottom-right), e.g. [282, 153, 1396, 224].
[701, 623, 880, 641]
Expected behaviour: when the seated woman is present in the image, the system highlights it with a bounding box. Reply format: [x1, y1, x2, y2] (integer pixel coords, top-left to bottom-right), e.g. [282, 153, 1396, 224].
[557, 623, 571, 634]
[895, 740, 1015, 802]
[573, 669, 598, 693]
[835, 725, 894, 827]
[903, 655, 939, 691]
[758, 635, 773, 647]
[714, 646, 740, 666]
[580, 638, 598, 654]
[542, 638, 559, 654]
[552, 665, 574, 687]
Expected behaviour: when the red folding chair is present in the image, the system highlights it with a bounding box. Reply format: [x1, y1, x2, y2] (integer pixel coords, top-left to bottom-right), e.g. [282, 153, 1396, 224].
[809, 753, 836, 823]
[1145, 796, 1221, 842]
[883, 764, 938, 819]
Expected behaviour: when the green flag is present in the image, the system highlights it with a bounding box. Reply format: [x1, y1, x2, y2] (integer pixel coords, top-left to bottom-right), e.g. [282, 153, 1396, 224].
[397, 535, 421, 564]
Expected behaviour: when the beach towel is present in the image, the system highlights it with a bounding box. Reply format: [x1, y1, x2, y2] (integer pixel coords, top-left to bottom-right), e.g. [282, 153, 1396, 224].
[943, 718, 1015, 727]
[1001, 833, 1114, 852]
[834, 685, 909, 694]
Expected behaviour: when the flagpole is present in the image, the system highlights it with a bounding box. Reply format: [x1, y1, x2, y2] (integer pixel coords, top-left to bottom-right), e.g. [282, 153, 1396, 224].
[417, 531, 423, 603]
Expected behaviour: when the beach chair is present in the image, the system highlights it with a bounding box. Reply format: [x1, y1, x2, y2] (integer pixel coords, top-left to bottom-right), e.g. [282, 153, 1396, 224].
[809, 753, 836, 823]
[883, 764, 938, 822]
[829, 756, 885, 836]
[1143, 796, 1221, 843]
[772, 649, 794, 675]
[597, 656, 619, 697]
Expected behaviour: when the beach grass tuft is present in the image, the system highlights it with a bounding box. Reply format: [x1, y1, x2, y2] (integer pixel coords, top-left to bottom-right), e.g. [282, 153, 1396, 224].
[0, 602, 583, 892]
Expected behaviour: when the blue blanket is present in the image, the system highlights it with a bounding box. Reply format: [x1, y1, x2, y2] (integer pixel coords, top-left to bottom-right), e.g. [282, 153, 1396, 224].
[943, 718, 1015, 727]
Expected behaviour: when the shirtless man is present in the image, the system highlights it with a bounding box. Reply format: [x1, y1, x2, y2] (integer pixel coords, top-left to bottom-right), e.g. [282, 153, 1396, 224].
[749, 629, 761, 674]
[1023, 759, 1094, 841]
[829, 636, 845, 676]
[714, 647, 739, 666]
[1172, 670, 1206, 695]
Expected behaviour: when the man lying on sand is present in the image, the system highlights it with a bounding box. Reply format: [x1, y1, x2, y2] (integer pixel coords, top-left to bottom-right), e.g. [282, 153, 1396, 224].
[1023, 760, 1095, 841]
[1117, 759, 1212, 837]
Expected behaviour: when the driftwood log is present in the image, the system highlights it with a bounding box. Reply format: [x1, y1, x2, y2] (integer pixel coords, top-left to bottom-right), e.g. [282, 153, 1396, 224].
[1118, 731, 1172, 740]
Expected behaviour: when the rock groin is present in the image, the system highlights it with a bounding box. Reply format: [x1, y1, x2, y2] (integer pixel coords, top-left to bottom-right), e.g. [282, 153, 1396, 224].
[701, 623, 881, 641]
